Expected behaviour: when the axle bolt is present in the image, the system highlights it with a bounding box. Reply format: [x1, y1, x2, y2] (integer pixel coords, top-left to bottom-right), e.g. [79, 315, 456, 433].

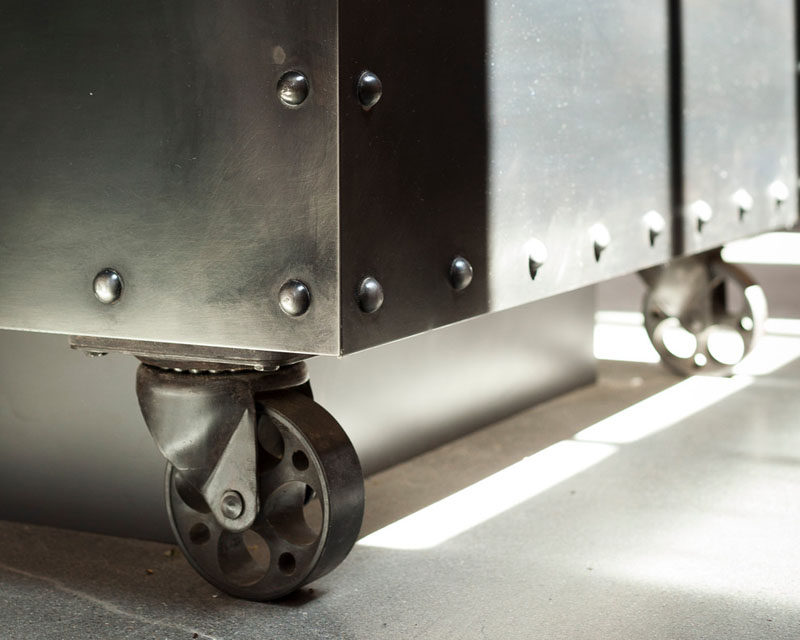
[221, 490, 244, 520]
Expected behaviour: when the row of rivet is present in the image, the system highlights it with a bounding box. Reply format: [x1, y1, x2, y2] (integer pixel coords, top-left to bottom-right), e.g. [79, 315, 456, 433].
[91, 69, 791, 316]
[690, 180, 789, 232]
[93, 258, 472, 317]
[526, 209, 666, 279]
[277, 69, 383, 110]
[90, 71, 386, 313]
[276, 256, 473, 318]
[276, 67, 384, 317]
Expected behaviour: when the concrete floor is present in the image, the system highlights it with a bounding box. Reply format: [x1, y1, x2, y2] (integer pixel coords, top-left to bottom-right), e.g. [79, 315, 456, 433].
[2, 341, 800, 639]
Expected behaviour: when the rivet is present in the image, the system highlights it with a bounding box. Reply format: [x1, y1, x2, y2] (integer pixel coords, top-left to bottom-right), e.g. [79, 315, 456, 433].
[277, 71, 309, 106]
[768, 180, 789, 207]
[732, 189, 753, 219]
[526, 238, 548, 280]
[356, 71, 382, 110]
[590, 224, 611, 262]
[357, 276, 384, 313]
[448, 256, 473, 291]
[279, 280, 311, 317]
[689, 200, 713, 232]
[643, 210, 665, 247]
[220, 490, 244, 520]
[93, 268, 123, 304]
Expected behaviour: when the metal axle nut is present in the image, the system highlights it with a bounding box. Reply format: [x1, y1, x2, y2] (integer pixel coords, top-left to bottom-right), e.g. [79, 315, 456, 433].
[220, 490, 245, 520]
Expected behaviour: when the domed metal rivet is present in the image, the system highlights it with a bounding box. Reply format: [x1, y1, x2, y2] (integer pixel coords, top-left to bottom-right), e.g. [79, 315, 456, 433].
[277, 71, 309, 106]
[356, 71, 382, 110]
[526, 238, 548, 280]
[689, 199, 713, 232]
[732, 189, 754, 220]
[357, 276, 384, 313]
[449, 256, 473, 291]
[768, 180, 789, 207]
[93, 268, 123, 304]
[590, 224, 611, 262]
[279, 279, 311, 317]
[643, 210, 665, 246]
[220, 490, 244, 520]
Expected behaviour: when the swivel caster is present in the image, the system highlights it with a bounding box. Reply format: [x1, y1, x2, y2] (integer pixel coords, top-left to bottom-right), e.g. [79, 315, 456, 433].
[639, 251, 767, 377]
[136, 362, 364, 601]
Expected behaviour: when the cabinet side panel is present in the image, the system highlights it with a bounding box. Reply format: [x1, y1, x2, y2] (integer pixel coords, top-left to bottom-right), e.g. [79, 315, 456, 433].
[339, 1, 670, 353]
[681, 1, 798, 253]
[0, 1, 340, 355]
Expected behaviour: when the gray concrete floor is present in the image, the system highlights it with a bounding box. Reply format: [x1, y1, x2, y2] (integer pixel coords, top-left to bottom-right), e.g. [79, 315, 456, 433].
[2, 346, 800, 639]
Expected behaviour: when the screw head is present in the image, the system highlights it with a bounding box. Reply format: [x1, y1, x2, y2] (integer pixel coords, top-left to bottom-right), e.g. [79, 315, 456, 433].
[220, 490, 244, 520]
[277, 71, 309, 106]
[93, 268, 123, 304]
[689, 200, 713, 231]
[590, 223, 611, 261]
[526, 238, 548, 280]
[357, 276, 384, 313]
[643, 210, 665, 246]
[279, 280, 311, 317]
[356, 71, 383, 110]
[449, 256, 473, 291]
[732, 189, 754, 216]
[768, 180, 789, 206]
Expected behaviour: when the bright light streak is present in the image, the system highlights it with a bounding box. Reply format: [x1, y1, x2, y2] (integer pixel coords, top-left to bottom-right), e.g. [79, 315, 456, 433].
[574, 375, 753, 444]
[765, 318, 800, 337]
[721, 232, 800, 265]
[595, 310, 644, 326]
[594, 314, 660, 363]
[358, 441, 617, 550]
[594, 312, 800, 373]
[732, 334, 800, 376]
[361, 310, 797, 553]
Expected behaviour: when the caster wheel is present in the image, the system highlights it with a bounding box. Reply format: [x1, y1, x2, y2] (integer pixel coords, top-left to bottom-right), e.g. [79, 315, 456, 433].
[166, 390, 364, 601]
[643, 257, 767, 377]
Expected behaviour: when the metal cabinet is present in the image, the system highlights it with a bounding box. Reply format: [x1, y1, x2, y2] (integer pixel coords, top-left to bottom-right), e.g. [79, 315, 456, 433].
[0, 0, 797, 603]
[0, 0, 676, 358]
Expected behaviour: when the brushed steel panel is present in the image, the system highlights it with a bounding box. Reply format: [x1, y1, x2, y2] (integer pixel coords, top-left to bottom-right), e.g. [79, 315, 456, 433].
[486, 0, 672, 311]
[681, 0, 797, 254]
[338, 0, 490, 354]
[339, 0, 671, 353]
[0, 1, 341, 355]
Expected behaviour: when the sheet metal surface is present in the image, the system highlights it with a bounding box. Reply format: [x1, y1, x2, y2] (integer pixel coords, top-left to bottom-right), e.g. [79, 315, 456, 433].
[680, 0, 797, 254]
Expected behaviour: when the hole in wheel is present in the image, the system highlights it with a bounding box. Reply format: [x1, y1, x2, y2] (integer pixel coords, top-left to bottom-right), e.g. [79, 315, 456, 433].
[659, 318, 698, 359]
[174, 472, 211, 514]
[266, 481, 321, 546]
[189, 523, 210, 545]
[278, 553, 296, 575]
[292, 450, 309, 471]
[707, 325, 745, 365]
[694, 353, 708, 367]
[257, 413, 285, 470]
[303, 490, 323, 538]
[217, 529, 271, 587]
